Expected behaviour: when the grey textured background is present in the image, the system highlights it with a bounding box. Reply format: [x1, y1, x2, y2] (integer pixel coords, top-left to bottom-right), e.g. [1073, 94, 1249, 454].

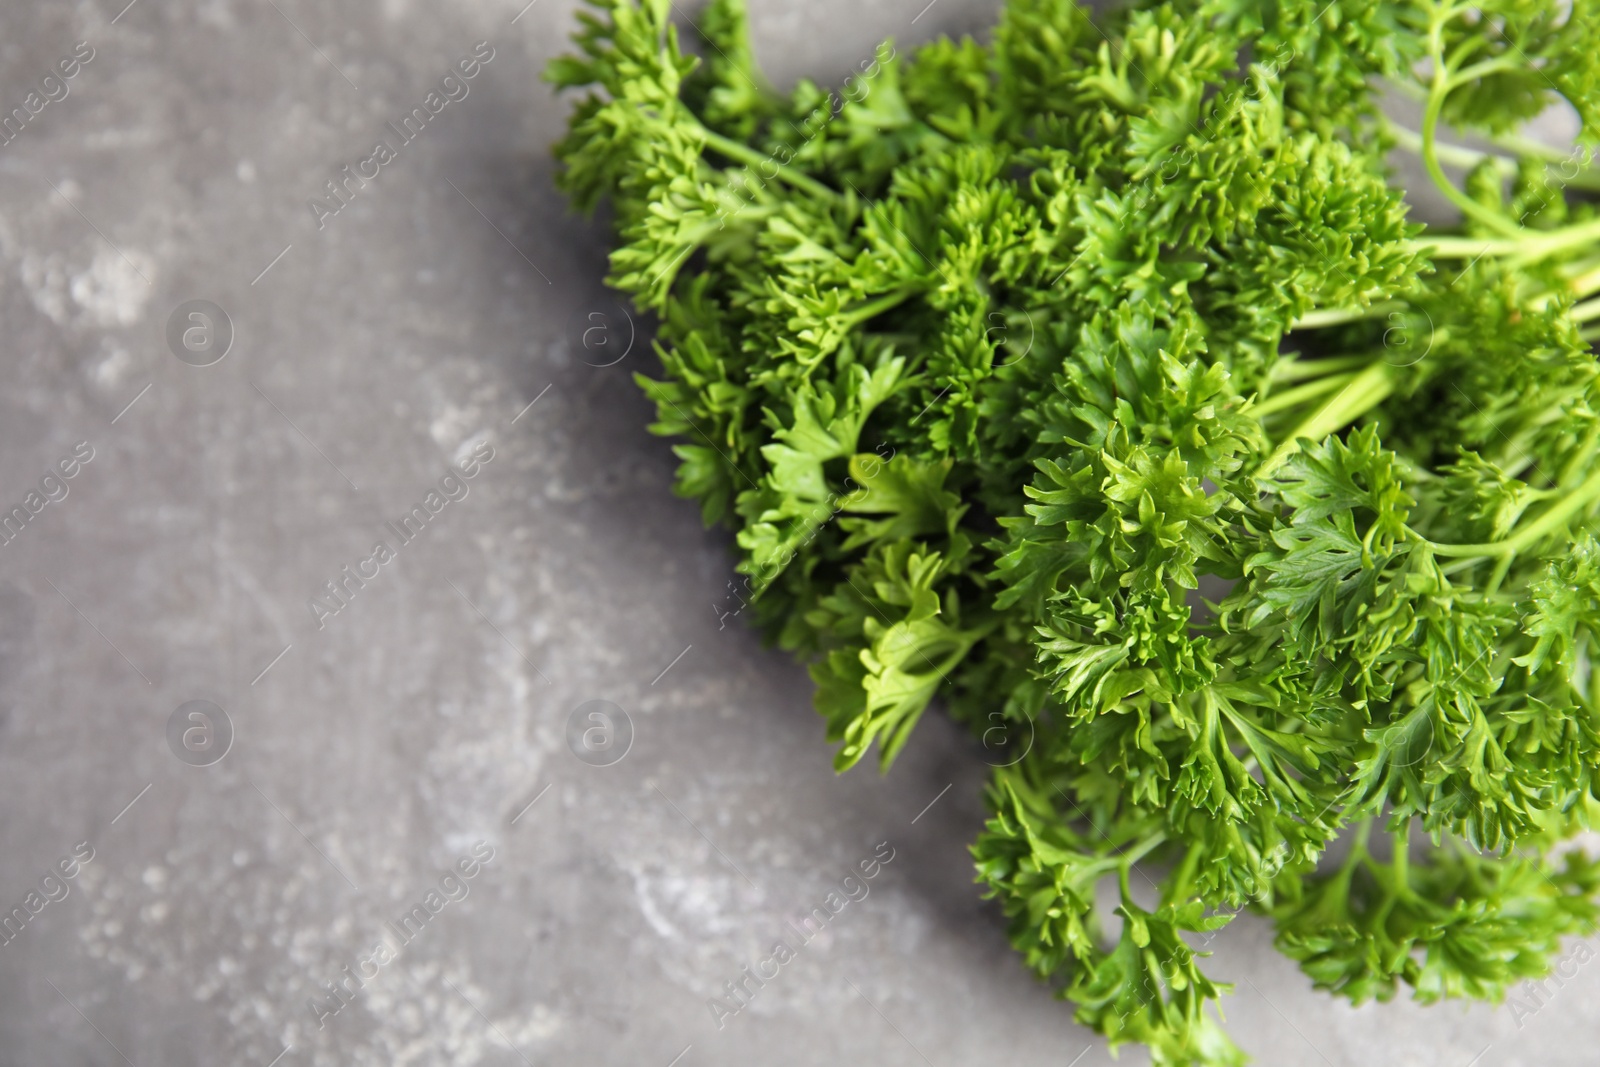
[0, 1, 1594, 1065]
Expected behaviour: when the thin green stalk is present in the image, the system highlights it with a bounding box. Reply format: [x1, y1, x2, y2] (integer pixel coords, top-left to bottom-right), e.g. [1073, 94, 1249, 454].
[1254, 370, 1364, 417]
[1406, 2, 1600, 265]
[1528, 259, 1600, 311]
[1258, 362, 1396, 476]
[1420, 40, 1523, 239]
[1494, 132, 1597, 169]
[1366, 816, 1409, 929]
[1351, 815, 1374, 861]
[1573, 295, 1600, 325]
[1558, 428, 1600, 487]
[1383, 120, 1506, 174]
[1447, 55, 1525, 89]
[1291, 302, 1403, 331]
[1385, 120, 1600, 194]
[1503, 216, 1600, 269]
[1485, 551, 1513, 596]
[1168, 842, 1202, 902]
[1119, 831, 1168, 870]
[1390, 817, 1410, 891]
[840, 286, 922, 329]
[1335, 816, 1374, 898]
[1412, 234, 1520, 258]
[701, 129, 840, 202]
[1270, 354, 1379, 382]
[1411, 215, 1600, 265]
[1429, 464, 1600, 558]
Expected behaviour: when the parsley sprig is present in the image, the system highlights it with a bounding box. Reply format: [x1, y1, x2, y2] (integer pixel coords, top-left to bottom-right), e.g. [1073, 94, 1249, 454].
[550, 0, 1600, 1060]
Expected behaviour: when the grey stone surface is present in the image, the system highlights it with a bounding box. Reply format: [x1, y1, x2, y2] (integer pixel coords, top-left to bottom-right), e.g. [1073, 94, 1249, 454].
[0, 1, 1594, 1066]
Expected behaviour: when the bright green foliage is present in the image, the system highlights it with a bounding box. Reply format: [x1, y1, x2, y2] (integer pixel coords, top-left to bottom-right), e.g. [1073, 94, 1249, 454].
[549, 0, 1600, 1061]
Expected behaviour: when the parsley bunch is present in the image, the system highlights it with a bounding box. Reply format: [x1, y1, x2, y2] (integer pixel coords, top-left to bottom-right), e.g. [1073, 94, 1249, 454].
[549, 0, 1600, 1061]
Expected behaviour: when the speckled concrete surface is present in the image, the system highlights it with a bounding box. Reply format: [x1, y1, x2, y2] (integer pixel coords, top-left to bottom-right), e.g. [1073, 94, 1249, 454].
[0, 2, 1595, 1066]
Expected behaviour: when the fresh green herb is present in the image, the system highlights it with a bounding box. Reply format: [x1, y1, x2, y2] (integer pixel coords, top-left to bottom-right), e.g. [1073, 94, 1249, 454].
[549, 0, 1600, 1061]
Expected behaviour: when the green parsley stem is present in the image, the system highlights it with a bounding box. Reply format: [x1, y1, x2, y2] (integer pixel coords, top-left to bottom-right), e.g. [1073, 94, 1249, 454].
[1411, 214, 1600, 265]
[1390, 816, 1410, 888]
[1290, 303, 1403, 331]
[1485, 552, 1513, 596]
[699, 128, 841, 202]
[1317, 817, 1370, 908]
[1572, 295, 1600, 325]
[1350, 816, 1373, 862]
[1258, 362, 1396, 476]
[1121, 832, 1167, 868]
[1528, 259, 1600, 311]
[1502, 215, 1600, 268]
[1558, 428, 1600, 487]
[1387, 121, 1600, 192]
[1269, 354, 1377, 382]
[841, 285, 922, 329]
[1412, 5, 1600, 259]
[1253, 370, 1363, 417]
[1491, 132, 1596, 169]
[1429, 464, 1600, 558]
[1473, 125, 1595, 168]
[1446, 56, 1526, 91]
[1382, 120, 1502, 174]
[1389, 121, 1600, 194]
[1411, 235, 1514, 257]
[1420, 52, 1524, 239]
[1167, 842, 1203, 901]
